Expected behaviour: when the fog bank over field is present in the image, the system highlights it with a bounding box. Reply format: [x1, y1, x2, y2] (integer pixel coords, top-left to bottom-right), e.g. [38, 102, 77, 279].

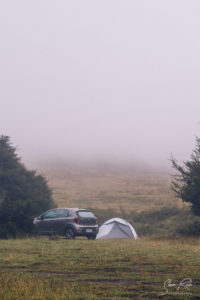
[1, 1, 200, 170]
[30, 157, 171, 173]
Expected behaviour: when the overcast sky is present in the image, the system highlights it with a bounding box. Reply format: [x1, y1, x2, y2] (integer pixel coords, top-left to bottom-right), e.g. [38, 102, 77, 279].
[0, 1, 200, 168]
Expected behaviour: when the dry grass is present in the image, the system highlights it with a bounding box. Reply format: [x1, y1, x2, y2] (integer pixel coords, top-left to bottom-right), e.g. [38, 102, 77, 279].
[39, 165, 181, 211]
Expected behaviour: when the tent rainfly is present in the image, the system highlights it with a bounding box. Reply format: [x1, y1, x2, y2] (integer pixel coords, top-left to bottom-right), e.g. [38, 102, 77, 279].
[96, 218, 138, 239]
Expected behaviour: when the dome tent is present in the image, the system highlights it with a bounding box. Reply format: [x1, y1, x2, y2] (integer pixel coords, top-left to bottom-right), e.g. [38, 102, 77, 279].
[96, 218, 138, 239]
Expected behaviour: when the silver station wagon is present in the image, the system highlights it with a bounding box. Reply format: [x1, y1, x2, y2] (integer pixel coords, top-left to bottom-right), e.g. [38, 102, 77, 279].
[33, 208, 99, 239]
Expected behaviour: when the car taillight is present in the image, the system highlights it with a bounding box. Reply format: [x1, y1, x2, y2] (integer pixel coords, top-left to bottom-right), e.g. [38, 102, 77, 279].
[74, 217, 80, 224]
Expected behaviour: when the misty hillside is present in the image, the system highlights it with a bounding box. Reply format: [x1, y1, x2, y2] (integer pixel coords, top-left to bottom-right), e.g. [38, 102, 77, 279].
[35, 164, 181, 212]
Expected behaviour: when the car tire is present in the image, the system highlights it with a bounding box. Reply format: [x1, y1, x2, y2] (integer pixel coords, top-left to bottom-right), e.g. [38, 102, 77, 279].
[65, 228, 75, 240]
[87, 235, 96, 240]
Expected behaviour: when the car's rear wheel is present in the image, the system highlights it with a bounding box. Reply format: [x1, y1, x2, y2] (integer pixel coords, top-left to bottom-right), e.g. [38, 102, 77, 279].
[87, 235, 96, 240]
[65, 228, 75, 239]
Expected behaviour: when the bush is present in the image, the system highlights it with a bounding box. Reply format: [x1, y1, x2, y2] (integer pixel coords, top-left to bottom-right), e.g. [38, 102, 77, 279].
[92, 206, 200, 238]
[176, 217, 200, 236]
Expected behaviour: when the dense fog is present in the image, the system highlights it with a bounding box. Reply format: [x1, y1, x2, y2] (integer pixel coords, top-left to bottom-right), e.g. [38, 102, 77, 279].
[1, 1, 200, 169]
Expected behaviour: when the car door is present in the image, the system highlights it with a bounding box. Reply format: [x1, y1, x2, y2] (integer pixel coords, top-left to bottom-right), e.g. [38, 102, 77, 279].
[51, 209, 70, 235]
[37, 209, 58, 235]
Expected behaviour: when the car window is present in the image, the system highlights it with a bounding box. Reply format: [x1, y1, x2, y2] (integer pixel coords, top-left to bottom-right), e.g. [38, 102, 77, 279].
[57, 209, 69, 218]
[77, 211, 95, 218]
[42, 209, 58, 219]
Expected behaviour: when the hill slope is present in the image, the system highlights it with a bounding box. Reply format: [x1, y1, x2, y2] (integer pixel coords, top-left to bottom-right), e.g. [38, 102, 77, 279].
[36, 165, 180, 212]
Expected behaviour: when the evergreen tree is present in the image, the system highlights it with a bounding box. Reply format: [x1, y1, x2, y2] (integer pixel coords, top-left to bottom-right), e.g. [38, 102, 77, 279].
[171, 137, 200, 215]
[0, 135, 55, 238]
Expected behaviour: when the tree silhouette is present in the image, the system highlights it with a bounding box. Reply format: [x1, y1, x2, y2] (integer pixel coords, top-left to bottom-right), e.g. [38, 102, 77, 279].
[0, 135, 55, 238]
[171, 137, 200, 216]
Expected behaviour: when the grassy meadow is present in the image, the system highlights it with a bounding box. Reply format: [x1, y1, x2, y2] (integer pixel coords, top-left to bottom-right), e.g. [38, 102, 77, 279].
[1, 164, 200, 299]
[0, 237, 200, 299]
[41, 165, 180, 211]
[40, 165, 193, 238]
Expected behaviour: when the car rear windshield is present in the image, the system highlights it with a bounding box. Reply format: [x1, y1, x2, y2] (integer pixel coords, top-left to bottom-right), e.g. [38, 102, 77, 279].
[77, 211, 95, 218]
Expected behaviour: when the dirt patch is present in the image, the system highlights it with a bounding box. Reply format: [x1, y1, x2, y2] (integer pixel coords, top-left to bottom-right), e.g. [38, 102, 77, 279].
[84, 267, 132, 272]
[81, 279, 138, 286]
[28, 271, 78, 277]
[0, 266, 26, 270]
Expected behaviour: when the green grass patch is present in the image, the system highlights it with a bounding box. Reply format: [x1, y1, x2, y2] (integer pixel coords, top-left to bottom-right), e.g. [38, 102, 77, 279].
[0, 238, 200, 299]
